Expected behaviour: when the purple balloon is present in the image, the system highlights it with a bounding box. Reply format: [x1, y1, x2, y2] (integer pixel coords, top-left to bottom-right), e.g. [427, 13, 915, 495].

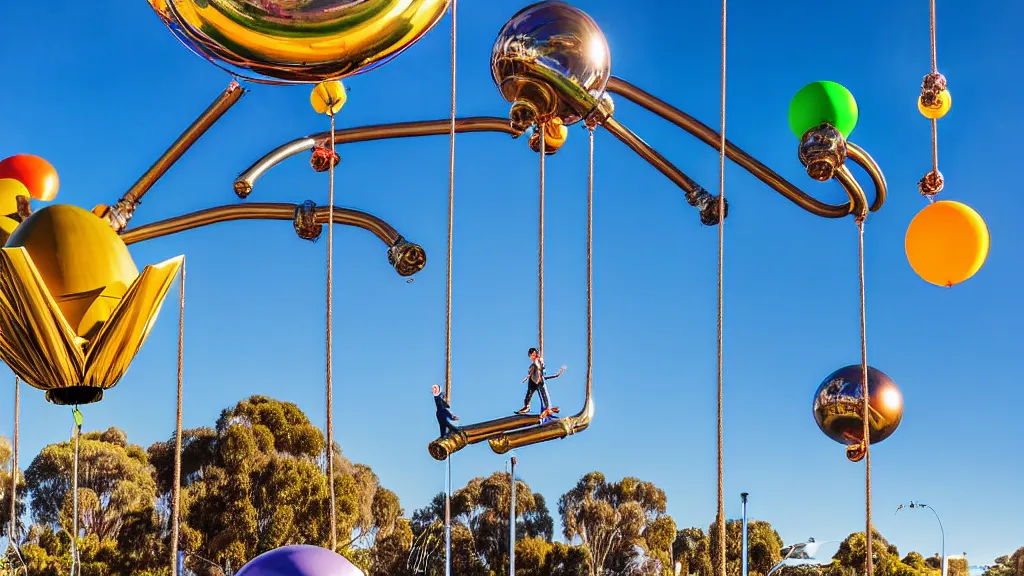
[236, 545, 365, 576]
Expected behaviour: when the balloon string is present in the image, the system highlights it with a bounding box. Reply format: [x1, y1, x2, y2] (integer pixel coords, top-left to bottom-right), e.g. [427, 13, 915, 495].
[8, 378, 18, 550]
[928, 0, 939, 202]
[170, 259, 185, 574]
[444, 3, 457, 576]
[858, 219, 873, 576]
[326, 110, 338, 552]
[538, 124, 545, 355]
[715, 0, 727, 575]
[71, 411, 80, 576]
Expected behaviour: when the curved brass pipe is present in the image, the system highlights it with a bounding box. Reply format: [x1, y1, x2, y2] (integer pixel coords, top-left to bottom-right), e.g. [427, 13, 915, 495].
[427, 414, 540, 461]
[234, 117, 518, 197]
[604, 76, 888, 218]
[120, 202, 426, 277]
[489, 396, 594, 454]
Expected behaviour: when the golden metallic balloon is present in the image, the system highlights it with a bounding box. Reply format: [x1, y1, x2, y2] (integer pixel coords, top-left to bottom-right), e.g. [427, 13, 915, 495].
[148, 0, 452, 84]
[0, 204, 182, 405]
[812, 365, 903, 462]
[491, 0, 612, 134]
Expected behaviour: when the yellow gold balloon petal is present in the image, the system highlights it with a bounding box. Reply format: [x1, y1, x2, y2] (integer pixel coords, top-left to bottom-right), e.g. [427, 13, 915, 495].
[0, 247, 182, 405]
[84, 256, 182, 387]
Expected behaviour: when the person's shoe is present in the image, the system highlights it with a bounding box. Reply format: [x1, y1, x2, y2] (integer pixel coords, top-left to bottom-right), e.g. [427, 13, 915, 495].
[514, 406, 531, 415]
[550, 407, 560, 413]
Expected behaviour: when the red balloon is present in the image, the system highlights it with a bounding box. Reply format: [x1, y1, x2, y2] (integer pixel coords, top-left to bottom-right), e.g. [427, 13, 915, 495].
[0, 155, 59, 201]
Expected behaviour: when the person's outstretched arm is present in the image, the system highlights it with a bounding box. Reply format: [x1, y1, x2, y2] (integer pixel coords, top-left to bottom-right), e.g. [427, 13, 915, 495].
[545, 365, 568, 380]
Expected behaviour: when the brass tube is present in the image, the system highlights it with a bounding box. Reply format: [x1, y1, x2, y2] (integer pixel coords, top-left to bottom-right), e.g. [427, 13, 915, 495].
[605, 76, 881, 219]
[845, 142, 887, 213]
[234, 117, 517, 197]
[125, 81, 245, 206]
[489, 397, 594, 454]
[428, 414, 540, 460]
[599, 117, 704, 196]
[120, 202, 425, 276]
[834, 165, 869, 221]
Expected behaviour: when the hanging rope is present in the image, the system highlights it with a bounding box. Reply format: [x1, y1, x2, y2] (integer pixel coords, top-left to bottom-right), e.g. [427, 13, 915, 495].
[70, 409, 80, 576]
[928, 0, 939, 190]
[444, 3, 458, 576]
[586, 128, 594, 400]
[170, 260, 186, 574]
[715, 0, 727, 574]
[8, 377, 18, 548]
[538, 125, 546, 354]
[325, 107, 339, 552]
[857, 218, 873, 576]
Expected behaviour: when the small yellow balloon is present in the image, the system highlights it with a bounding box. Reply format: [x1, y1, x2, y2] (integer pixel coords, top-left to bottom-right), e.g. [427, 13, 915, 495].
[0, 178, 30, 216]
[918, 89, 951, 120]
[311, 80, 347, 115]
[905, 200, 989, 287]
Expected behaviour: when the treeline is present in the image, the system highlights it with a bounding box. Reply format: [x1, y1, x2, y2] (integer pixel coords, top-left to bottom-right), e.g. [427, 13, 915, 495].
[0, 395, 1019, 576]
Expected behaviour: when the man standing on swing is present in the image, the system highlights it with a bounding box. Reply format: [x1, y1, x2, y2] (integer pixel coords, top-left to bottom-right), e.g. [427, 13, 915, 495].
[515, 347, 566, 418]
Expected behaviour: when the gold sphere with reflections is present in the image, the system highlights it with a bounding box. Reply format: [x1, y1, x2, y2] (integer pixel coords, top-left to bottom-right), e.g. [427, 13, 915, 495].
[491, 1, 611, 133]
[812, 365, 903, 461]
[5, 204, 139, 339]
[148, 0, 452, 84]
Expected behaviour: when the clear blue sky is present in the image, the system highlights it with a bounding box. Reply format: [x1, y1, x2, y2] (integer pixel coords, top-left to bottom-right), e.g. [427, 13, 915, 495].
[2, 0, 1021, 567]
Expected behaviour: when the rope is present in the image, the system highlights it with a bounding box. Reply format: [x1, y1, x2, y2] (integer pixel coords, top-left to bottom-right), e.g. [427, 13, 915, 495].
[444, 0, 457, 404]
[170, 260, 186, 574]
[927, 0, 940, 202]
[538, 126, 546, 354]
[586, 128, 594, 397]
[71, 414, 80, 576]
[857, 219, 872, 576]
[444, 3, 457, 576]
[715, 0, 727, 575]
[326, 110, 338, 552]
[8, 377, 17, 547]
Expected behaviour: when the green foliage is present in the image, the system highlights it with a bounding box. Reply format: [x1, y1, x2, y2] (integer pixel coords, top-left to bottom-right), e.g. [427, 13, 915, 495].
[1, 435, 26, 542]
[558, 472, 674, 576]
[707, 519, 783, 576]
[982, 548, 1024, 576]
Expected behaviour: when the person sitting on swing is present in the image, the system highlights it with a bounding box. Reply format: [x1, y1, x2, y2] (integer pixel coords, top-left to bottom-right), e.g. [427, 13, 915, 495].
[432, 384, 459, 438]
[515, 347, 566, 417]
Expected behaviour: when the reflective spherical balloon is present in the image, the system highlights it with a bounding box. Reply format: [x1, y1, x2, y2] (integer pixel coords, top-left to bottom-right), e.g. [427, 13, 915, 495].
[491, 1, 611, 132]
[813, 365, 903, 460]
[236, 545, 364, 576]
[148, 0, 452, 84]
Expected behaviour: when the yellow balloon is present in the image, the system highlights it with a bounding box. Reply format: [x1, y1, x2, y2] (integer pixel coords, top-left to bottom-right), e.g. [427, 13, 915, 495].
[311, 81, 347, 116]
[918, 89, 951, 120]
[905, 200, 989, 287]
[0, 177, 30, 216]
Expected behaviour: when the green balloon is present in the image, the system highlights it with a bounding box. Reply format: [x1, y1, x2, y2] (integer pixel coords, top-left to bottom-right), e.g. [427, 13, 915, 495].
[788, 81, 858, 140]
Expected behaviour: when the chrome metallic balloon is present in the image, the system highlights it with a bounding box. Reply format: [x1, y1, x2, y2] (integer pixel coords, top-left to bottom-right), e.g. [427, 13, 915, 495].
[147, 0, 452, 84]
[813, 365, 903, 461]
[491, 1, 612, 134]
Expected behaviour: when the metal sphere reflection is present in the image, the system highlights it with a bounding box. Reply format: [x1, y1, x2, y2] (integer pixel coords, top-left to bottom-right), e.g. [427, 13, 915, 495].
[147, 0, 452, 84]
[491, 1, 612, 134]
[812, 365, 903, 458]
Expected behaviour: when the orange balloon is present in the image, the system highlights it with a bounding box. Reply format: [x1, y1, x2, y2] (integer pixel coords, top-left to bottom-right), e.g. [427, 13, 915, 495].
[0, 154, 59, 201]
[905, 200, 989, 287]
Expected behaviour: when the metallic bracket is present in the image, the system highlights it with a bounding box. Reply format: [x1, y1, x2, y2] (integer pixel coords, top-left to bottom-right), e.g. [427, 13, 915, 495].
[120, 202, 425, 277]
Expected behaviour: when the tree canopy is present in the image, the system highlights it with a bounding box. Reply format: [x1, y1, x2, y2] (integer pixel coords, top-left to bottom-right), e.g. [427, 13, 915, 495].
[1, 397, 1020, 576]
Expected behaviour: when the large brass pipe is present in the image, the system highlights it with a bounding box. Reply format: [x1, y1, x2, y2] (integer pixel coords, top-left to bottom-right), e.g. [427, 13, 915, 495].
[428, 414, 540, 460]
[120, 202, 426, 277]
[604, 76, 887, 219]
[234, 117, 518, 197]
[489, 397, 593, 454]
[99, 81, 246, 231]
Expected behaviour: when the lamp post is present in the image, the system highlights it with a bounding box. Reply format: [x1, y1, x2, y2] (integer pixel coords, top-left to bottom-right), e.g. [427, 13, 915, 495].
[741, 493, 749, 576]
[895, 502, 945, 576]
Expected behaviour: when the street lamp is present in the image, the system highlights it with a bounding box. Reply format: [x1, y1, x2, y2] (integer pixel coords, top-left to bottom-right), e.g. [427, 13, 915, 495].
[895, 502, 945, 576]
[768, 539, 840, 576]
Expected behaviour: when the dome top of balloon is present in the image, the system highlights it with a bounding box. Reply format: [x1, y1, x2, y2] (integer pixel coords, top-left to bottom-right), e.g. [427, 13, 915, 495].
[5, 204, 139, 317]
[491, 0, 611, 127]
[788, 81, 859, 140]
[148, 0, 452, 84]
[236, 545, 365, 576]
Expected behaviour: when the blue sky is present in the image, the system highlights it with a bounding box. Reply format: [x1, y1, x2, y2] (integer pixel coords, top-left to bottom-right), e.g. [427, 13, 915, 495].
[2, 0, 1021, 567]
